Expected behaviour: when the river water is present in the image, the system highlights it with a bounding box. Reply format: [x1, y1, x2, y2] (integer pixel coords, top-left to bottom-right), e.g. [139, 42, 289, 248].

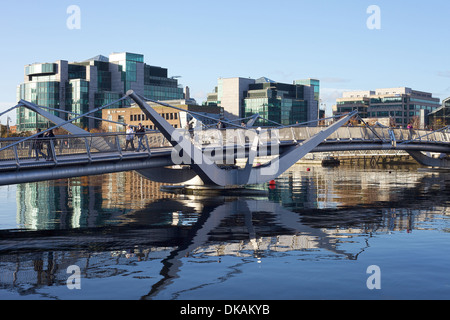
[0, 164, 449, 300]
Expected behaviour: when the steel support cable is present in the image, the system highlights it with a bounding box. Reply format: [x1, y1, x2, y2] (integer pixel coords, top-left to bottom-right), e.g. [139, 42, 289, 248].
[256, 111, 359, 130]
[134, 93, 248, 130]
[135, 93, 359, 132]
[203, 114, 260, 129]
[0, 104, 21, 119]
[352, 113, 383, 141]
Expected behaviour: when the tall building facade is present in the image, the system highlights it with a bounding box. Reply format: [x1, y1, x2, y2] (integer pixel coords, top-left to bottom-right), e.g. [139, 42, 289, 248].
[333, 87, 441, 127]
[17, 52, 184, 131]
[206, 77, 319, 126]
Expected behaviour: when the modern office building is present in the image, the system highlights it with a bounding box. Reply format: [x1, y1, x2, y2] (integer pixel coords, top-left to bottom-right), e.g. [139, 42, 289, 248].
[205, 77, 255, 121]
[17, 52, 184, 131]
[206, 77, 319, 126]
[333, 87, 441, 127]
[429, 97, 450, 128]
[333, 90, 373, 119]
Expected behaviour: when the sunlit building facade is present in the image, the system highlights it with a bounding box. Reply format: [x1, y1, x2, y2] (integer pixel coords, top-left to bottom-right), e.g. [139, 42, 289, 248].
[333, 87, 441, 127]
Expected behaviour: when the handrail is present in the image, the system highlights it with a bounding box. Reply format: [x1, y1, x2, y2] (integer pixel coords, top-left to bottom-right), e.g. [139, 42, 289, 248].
[0, 127, 449, 170]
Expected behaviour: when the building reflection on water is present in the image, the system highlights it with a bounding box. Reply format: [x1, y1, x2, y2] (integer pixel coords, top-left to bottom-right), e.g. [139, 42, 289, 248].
[16, 172, 177, 230]
[1, 165, 449, 298]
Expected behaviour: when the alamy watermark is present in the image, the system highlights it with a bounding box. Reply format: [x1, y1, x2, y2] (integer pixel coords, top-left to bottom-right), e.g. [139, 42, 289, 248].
[67, 5, 81, 30]
[366, 5, 381, 30]
[67, 265, 81, 290]
[366, 265, 381, 290]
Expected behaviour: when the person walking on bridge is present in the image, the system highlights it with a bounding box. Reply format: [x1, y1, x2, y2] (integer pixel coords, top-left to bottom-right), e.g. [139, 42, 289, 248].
[45, 129, 55, 161]
[135, 123, 147, 152]
[124, 125, 135, 151]
[33, 128, 47, 161]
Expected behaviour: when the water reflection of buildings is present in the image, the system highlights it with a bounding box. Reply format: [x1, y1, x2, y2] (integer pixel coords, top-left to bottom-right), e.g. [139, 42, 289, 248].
[101, 171, 177, 208]
[15, 164, 445, 231]
[270, 164, 449, 232]
[16, 171, 176, 230]
[273, 164, 428, 209]
[2, 166, 449, 298]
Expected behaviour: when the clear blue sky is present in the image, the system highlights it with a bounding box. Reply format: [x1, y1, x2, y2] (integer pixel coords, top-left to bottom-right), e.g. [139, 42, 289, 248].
[1, 0, 449, 124]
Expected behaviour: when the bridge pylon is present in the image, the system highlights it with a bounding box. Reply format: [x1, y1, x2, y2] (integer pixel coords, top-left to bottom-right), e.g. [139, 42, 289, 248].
[127, 90, 357, 188]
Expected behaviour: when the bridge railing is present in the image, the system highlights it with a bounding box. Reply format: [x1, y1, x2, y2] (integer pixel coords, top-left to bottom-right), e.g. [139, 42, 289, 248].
[0, 133, 137, 166]
[0, 130, 191, 166]
[189, 126, 450, 147]
[283, 126, 450, 144]
[1, 126, 449, 168]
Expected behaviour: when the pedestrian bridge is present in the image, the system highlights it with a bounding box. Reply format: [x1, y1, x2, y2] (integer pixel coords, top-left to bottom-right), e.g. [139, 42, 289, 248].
[0, 92, 449, 187]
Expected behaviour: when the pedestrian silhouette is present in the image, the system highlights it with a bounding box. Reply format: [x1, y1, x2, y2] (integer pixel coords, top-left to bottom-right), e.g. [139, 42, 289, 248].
[33, 129, 47, 161]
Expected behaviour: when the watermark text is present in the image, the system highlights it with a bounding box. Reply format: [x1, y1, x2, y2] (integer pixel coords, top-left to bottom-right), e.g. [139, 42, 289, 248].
[366, 5, 381, 30]
[67, 5, 81, 30]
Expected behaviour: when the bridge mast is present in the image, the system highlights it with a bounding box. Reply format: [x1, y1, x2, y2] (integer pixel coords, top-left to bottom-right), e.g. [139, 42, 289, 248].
[126, 90, 357, 188]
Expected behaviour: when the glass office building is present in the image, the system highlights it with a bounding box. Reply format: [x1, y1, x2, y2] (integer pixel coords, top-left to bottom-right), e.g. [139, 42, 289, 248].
[206, 77, 318, 126]
[18, 80, 61, 130]
[17, 52, 184, 131]
[244, 78, 310, 126]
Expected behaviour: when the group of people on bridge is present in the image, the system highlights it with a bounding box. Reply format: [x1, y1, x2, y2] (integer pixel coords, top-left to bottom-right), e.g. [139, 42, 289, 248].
[33, 129, 55, 161]
[124, 123, 148, 152]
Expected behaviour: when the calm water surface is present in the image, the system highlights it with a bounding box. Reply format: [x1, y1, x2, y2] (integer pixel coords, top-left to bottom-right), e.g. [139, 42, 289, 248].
[0, 164, 449, 300]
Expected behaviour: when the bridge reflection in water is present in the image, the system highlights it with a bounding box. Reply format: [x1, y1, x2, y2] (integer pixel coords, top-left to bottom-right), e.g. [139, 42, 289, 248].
[0, 165, 449, 299]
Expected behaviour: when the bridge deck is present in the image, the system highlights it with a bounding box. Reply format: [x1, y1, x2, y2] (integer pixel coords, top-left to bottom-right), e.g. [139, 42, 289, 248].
[0, 127, 449, 184]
